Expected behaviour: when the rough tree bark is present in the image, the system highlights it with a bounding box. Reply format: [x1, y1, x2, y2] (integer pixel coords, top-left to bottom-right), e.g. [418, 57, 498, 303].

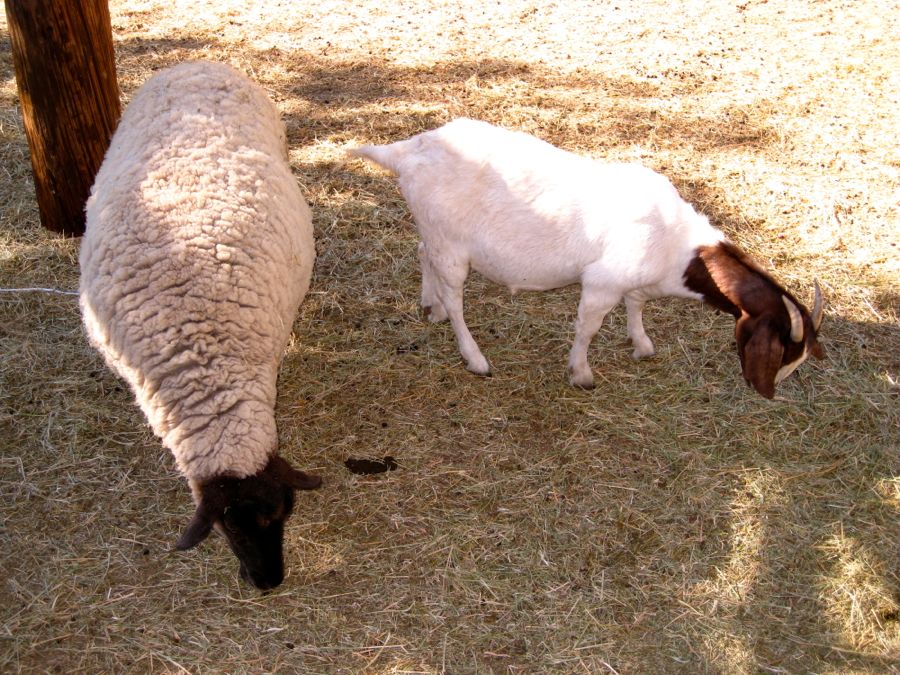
[5, 0, 120, 236]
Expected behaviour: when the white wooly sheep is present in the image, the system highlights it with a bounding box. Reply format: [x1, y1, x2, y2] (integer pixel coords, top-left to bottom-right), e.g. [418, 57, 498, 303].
[351, 118, 824, 398]
[80, 61, 320, 589]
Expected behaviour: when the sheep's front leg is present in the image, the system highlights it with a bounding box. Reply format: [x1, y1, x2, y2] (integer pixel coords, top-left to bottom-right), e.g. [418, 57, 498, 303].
[418, 242, 448, 322]
[624, 294, 655, 359]
[430, 256, 490, 376]
[568, 283, 619, 388]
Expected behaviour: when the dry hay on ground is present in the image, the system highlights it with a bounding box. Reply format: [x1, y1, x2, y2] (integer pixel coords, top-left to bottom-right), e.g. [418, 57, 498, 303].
[1, 1, 898, 672]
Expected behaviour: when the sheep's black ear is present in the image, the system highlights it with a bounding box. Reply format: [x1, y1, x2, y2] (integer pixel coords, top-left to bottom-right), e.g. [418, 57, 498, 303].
[175, 488, 226, 550]
[175, 507, 214, 550]
[736, 316, 782, 399]
[267, 454, 322, 491]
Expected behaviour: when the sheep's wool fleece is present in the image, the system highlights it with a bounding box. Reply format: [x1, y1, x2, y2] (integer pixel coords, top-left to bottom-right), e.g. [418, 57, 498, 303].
[80, 61, 314, 482]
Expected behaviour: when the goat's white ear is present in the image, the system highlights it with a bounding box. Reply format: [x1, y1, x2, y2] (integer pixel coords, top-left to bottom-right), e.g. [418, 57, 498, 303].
[782, 295, 804, 343]
[811, 280, 824, 331]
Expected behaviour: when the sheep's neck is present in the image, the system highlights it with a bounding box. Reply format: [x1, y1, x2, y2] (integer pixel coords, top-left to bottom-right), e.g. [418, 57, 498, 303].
[683, 241, 784, 318]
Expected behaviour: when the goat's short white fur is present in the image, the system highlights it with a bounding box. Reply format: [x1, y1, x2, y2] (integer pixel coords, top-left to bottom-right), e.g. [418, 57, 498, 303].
[351, 118, 724, 387]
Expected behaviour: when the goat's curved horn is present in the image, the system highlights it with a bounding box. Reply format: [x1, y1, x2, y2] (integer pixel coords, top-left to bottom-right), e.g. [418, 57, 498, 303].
[812, 279, 824, 331]
[782, 295, 804, 342]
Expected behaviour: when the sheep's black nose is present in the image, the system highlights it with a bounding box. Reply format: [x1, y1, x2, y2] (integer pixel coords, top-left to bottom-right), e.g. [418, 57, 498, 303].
[252, 576, 282, 591]
[242, 563, 283, 590]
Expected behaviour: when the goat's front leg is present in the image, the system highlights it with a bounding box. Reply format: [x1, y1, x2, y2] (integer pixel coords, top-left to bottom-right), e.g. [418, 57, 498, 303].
[418, 242, 448, 322]
[568, 283, 620, 388]
[624, 293, 655, 359]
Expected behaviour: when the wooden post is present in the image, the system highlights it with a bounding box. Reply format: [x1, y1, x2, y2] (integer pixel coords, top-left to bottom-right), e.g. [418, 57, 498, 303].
[5, 0, 120, 237]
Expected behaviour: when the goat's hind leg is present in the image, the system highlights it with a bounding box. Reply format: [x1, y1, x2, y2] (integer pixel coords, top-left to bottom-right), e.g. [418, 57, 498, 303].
[429, 254, 490, 376]
[418, 242, 448, 322]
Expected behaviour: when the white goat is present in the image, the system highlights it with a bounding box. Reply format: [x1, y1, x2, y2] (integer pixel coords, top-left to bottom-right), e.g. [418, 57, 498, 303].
[351, 118, 824, 398]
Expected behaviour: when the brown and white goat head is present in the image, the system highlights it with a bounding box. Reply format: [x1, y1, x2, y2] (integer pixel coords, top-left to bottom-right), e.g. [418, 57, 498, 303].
[176, 455, 321, 590]
[735, 281, 825, 399]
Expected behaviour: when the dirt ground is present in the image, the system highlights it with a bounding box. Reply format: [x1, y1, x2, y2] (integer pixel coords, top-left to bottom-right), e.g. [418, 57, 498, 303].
[1, 1, 898, 672]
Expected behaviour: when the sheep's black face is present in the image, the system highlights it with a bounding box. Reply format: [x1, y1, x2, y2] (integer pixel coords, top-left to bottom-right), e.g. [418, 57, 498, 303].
[175, 455, 321, 590]
[219, 485, 294, 590]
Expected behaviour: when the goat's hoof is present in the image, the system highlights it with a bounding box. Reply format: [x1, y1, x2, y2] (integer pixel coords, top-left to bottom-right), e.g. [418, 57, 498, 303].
[466, 358, 491, 377]
[568, 369, 595, 389]
[423, 305, 448, 323]
[630, 338, 655, 359]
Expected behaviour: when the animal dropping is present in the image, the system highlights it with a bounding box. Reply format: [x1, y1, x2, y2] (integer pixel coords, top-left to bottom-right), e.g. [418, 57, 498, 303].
[345, 456, 399, 475]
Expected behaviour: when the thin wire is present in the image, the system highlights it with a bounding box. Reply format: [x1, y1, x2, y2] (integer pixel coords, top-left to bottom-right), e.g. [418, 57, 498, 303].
[0, 287, 79, 296]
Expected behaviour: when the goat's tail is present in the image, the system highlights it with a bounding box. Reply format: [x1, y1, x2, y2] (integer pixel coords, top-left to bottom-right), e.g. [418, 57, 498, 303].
[347, 141, 407, 176]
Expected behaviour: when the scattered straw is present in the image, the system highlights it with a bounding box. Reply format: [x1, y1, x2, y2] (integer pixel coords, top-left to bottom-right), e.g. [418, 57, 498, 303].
[1, 1, 897, 672]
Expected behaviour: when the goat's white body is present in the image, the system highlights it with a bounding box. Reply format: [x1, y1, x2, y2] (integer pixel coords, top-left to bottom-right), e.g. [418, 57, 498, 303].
[353, 118, 725, 386]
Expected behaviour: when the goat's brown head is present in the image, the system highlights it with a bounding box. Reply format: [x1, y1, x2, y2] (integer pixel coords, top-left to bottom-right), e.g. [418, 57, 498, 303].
[176, 455, 321, 590]
[736, 281, 825, 398]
